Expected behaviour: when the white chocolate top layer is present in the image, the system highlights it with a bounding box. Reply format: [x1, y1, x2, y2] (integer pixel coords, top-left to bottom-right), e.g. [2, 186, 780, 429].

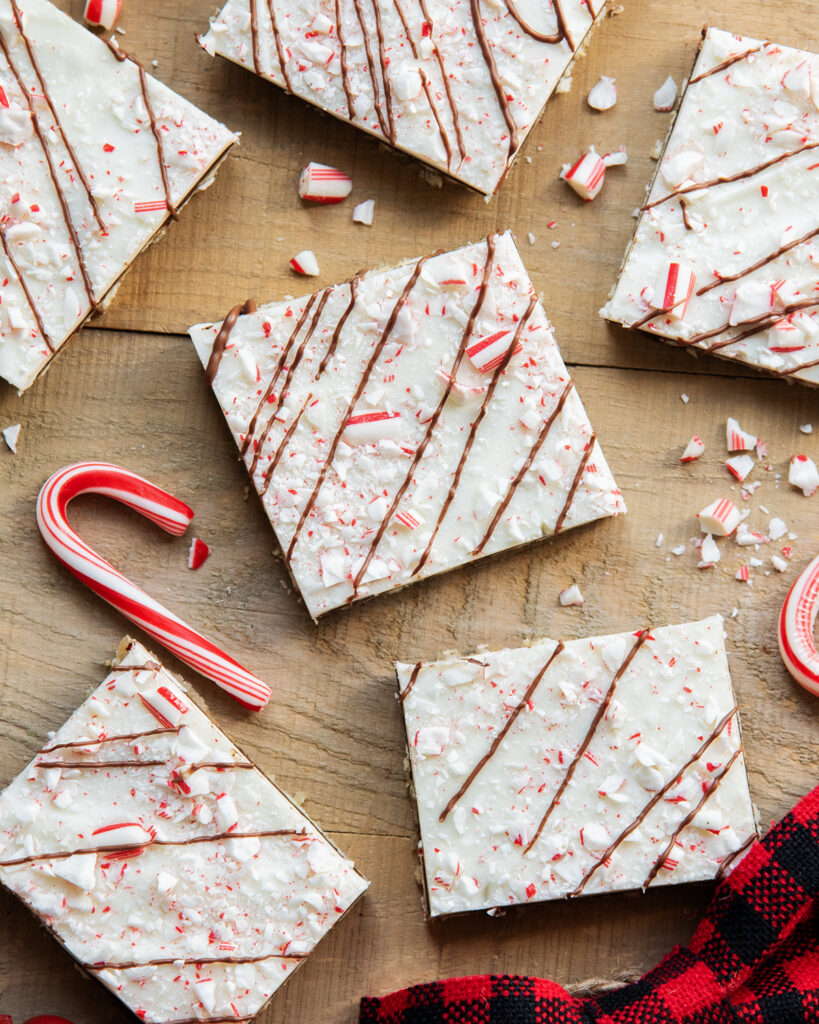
[0, 641, 368, 1023]
[199, 0, 607, 194]
[602, 27, 819, 387]
[0, 0, 236, 392]
[189, 232, 625, 620]
[398, 615, 756, 917]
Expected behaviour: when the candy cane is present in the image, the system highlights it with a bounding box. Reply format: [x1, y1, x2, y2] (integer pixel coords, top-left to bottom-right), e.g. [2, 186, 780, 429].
[36, 462, 271, 710]
[778, 553, 819, 698]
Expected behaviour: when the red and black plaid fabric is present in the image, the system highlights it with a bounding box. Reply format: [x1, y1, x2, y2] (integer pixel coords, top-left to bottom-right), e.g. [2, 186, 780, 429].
[361, 784, 819, 1024]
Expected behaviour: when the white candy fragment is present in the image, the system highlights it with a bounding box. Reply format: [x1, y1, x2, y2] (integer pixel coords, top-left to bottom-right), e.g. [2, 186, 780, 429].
[298, 162, 353, 204]
[0, 108, 33, 148]
[789, 455, 819, 497]
[768, 517, 788, 541]
[413, 726, 450, 755]
[352, 199, 375, 225]
[771, 554, 788, 573]
[653, 261, 696, 320]
[680, 435, 704, 463]
[2, 423, 20, 453]
[587, 76, 617, 110]
[800, 424, 813, 434]
[726, 418, 758, 452]
[215, 792, 239, 832]
[559, 584, 584, 606]
[53, 852, 97, 891]
[290, 250, 320, 276]
[725, 455, 754, 482]
[83, 0, 121, 29]
[194, 978, 217, 1014]
[653, 75, 677, 111]
[602, 149, 627, 167]
[698, 498, 741, 537]
[699, 533, 720, 567]
[560, 149, 606, 201]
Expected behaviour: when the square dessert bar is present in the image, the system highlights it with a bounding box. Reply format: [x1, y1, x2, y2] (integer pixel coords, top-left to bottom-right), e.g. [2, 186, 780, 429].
[398, 615, 757, 917]
[189, 231, 625, 619]
[0, 639, 368, 1023]
[602, 27, 819, 387]
[0, 0, 236, 392]
[199, 0, 609, 194]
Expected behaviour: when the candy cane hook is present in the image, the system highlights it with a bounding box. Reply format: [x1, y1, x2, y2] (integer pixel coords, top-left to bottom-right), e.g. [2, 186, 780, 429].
[778, 553, 819, 699]
[36, 462, 271, 710]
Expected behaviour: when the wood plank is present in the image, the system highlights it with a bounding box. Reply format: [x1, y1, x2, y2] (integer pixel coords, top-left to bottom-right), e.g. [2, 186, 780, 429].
[1, 325, 816, 1019]
[43, 0, 816, 376]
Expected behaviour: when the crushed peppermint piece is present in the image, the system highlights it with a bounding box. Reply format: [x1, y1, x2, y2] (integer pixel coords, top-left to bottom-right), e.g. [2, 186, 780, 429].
[699, 532, 721, 566]
[187, 537, 211, 570]
[768, 517, 788, 540]
[653, 75, 677, 111]
[559, 584, 585, 606]
[789, 455, 819, 497]
[352, 199, 375, 225]
[587, 76, 617, 110]
[2, 423, 21, 453]
[83, 0, 121, 30]
[290, 249, 320, 276]
[726, 418, 758, 452]
[298, 162, 353, 204]
[799, 424, 813, 434]
[698, 498, 741, 537]
[725, 455, 754, 482]
[771, 554, 788, 573]
[680, 435, 705, 462]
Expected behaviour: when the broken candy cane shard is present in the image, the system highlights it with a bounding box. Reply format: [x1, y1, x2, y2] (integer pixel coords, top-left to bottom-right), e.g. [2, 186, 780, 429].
[35, 462, 272, 710]
[789, 454, 819, 497]
[725, 454, 754, 482]
[352, 199, 375, 225]
[698, 498, 741, 536]
[290, 250, 320, 276]
[680, 435, 705, 462]
[562, 150, 606, 200]
[0, 640, 368, 1020]
[726, 417, 758, 452]
[84, 0, 121, 29]
[298, 162, 353, 203]
[559, 584, 584, 606]
[466, 329, 522, 373]
[778, 553, 819, 697]
[187, 537, 211, 570]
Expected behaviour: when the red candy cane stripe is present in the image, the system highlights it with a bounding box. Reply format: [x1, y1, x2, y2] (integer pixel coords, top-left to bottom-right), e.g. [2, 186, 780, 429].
[778, 553, 819, 698]
[36, 463, 271, 710]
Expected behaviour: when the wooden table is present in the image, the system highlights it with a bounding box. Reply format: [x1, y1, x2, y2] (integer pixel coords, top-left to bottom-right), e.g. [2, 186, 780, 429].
[1, 0, 817, 1020]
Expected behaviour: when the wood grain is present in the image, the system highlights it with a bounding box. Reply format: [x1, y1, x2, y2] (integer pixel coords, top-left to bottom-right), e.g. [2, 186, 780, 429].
[1, 0, 818, 1020]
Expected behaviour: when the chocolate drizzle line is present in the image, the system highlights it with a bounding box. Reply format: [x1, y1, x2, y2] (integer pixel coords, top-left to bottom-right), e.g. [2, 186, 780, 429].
[252, 289, 331, 480]
[0, 28, 99, 312]
[0, 828, 304, 867]
[9, 0, 105, 232]
[414, 294, 536, 577]
[243, 294, 318, 470]
[260, 390, 314, 496]
[688, 43, 766, 85]
[265, 0, 292, 92]
[472, 378, 574, 556]
[249, 0, 262, 73]
[695, 226, 819, 296]
[553, 431, 596, 535]
[34, 760, 254, 770]
[502, 0, 574, 50]
[417, 0, 466, 165]
[286, 252, 437, 565]
[353, 0, 391, 139]
[0, 225, 54, 351]
[398, 661, 422, 704]
[714, 829, 758, 882]
[571, 707, 738, 896]
[369, 0, 396, 143]
[352, 235, 497, 594]
[41, 726, 180, 754]
[439, 641, 565, 822]
[469, 0, 518, 160]
[204, 299, 258, 387]
[104, 40, 179, 221]
[643, 748, 742, 889]
[392, 0, 451, 168]
[316, 276, 359, 378]
[524, 629, 651, 855]
[88, 950, 307, 971]
[645, 141, 819, 213]
[335, 0, 356, 118]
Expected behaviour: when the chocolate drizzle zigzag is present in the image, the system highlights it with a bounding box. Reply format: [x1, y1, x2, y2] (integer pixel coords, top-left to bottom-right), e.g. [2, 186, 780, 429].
[524, 629, 651, 855]
[351, 234, 497, 594]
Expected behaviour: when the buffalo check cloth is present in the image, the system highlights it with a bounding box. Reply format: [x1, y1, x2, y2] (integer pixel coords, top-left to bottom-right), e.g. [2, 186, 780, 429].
[361, 783, 819, 1024]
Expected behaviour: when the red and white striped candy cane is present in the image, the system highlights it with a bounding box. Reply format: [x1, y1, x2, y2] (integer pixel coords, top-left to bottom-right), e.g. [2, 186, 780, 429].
[36, 462, 271, 711]
[778, 553, 819, 698]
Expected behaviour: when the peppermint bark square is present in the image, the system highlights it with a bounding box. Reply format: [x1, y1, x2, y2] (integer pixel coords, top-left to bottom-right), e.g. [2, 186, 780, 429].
[601, 27, 819, 386]
[398, 615, 757, 917]
[0, 639, 368, 1023]
[0, 0, 237, 392]
[199, 0, 609, 195]
[189, 231, 625, 620]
